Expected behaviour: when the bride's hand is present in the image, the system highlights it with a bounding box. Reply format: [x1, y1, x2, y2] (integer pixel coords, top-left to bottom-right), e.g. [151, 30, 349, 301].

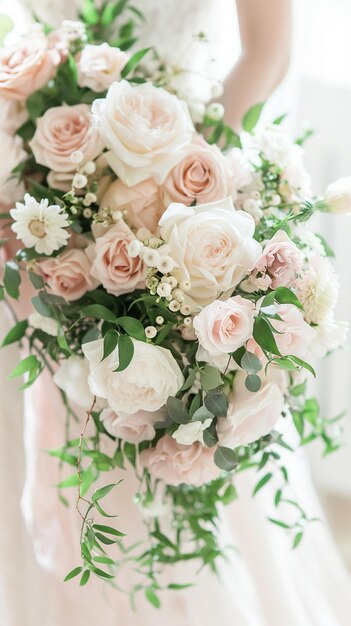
[221, 0, 292, 129]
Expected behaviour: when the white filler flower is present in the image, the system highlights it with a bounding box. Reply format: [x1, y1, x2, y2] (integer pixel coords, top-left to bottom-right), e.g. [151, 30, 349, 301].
[11, 193, 70, 255]
[28, 312, 59, 336]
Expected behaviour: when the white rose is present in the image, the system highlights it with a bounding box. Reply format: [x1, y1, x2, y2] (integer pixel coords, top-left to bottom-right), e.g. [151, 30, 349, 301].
[324, 177, 351, 214]
[28, 312, 58, 336]
[311, 317, 348, 358]
[82, 338, 184, 414]
[77, 44, 129, 92]
[92, 80, 194, 186]
[0, 131, 26, 205]
[172, 418, 212, 446]
[159, 197, 261, 307]
[53, 356, 95, 409]
[251, 125, 293, 167]
[217, 371, 284, 448]
[100, 407, 166, 444]
[279, 144, 312, 202]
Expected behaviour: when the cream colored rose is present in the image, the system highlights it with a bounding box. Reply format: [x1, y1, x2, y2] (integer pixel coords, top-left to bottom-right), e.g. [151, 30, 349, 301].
[92, 80, 194, 185]
[217, 371, 284, 448]
[100, 178, 164, 235]
[0, 131, 26, 204]
[87, 221, 146, 296]
[77, 44, 129, 92]
[161, 136, 229, 207]
[324, 177, 351, 214]
[0, 33, 59, 100]
[140, 435, 219, 487]
[53, 356, 95, 409]
[82, 338, 184, 415]
[159, 197, 261, 307]
[29, 104, 103, 175]
[39, 248, 98, 301]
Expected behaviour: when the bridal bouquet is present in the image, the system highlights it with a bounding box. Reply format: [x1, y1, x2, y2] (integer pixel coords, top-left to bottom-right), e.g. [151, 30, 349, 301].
[0, 1, 349, 605]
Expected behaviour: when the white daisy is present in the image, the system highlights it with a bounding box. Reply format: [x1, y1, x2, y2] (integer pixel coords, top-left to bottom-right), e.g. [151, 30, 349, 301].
[10, 194, 70, 255]
[295, 255, 339, 324]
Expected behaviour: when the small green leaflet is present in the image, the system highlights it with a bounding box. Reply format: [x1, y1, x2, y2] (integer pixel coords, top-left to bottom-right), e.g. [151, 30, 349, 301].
[242, 102, 265, 132]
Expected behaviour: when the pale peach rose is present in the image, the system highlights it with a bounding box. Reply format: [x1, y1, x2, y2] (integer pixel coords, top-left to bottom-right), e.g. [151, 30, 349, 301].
[226, 148, 253, 202]
[193, 296, 256, 356]
[271, 303, 316, 359]
[39, 248, 98, 301]
[92, 80, 194, 185]
[101, 178, 164, 235]
[159, 197, 261, 307]
[140, 434, 219, 487]
[77, 44, 129, 92]
[29, 104, 103, 174]
[161, 136, 229, 207]
[100, 407, 165, 444]
[217, 371, 284, 448]
[0, 98, 28, 133]
[0, 131, 26, 205]
[324, 177, 351, 214]
[0, 33, 59, 100]
[252, 230, 304, 289]
[87, 221, 145, 296]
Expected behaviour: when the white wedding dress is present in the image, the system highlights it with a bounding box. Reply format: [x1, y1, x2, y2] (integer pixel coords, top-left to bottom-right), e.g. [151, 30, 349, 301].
[0, 1, 351, 624]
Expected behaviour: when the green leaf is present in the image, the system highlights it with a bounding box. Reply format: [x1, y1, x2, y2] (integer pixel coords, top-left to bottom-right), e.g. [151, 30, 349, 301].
[81, 305, 117, 323]
[93, 524, 125, 537]
[47, 448, 77, 466]
[203, 421, 218, 448]
[4, 261, 21, 299]
[252, 472, 273, 496]
[1, 320, 27, 347]
[168, 583, 194, 590]
[314, 233, 335, 258]
[31, 294, 51, 317]
[90, 567, 115, 580]
[204, 390, 228, 417]
[93, 556, 115, 565]
[231, 346, 246, 368]
[275, 286, 303, 310]
[261, 291, 276, 308]
[242, 102, 265, 132]
[64, 566, 83, 582]
[29, 271, 45, 289]
[94, 501, 118, 518]
[80, 570, 91, 586]
[274, 488, 282, 507]
[273, 113, 288, 126]
[199, 364, 223, 391]
[57, 473, 80, 488]
[121, 47, 152, 78]
[82, 327, 100, 344]
[68, 54, 78, 83]
[241, 351, 262, 374]
[101, 0, 129, 26]
[102, 329, 119, 360]
[9, 354, 40, 378]
[191, 405, 214, 422]
[214, 446, 238, 471]
[145, 588, 161, 609]
[124, 442, 136, 467]
[116, 316, 145, 340]
[267, 517, 291, 529]
[287, 355, 316, 378]
[180, 369, 197, 392]
[245, 373, 261, 393]
[221, 483, 237, 505]
[290, 380, 307, 397]
[92, 483, 118, 502]
[292, 410, 304, 437]
[292, 531, 303, 549]
[95, 533, 116, 545]
[167, 396, 189, 424]
[114, 334, 134, 371]
[0, 14, 13, 44]
[81, 0, 99, 24]
[253, 316, 280, 355]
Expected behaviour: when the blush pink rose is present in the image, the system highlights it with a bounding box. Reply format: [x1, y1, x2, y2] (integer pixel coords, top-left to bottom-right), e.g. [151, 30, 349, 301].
[161, 136, 229, 207]
[87, 221, 145, 296]
[193, 296, 256, 356]
[0, 34, 59, 100]
[101, 178, 164, 235]
[271, 303, 316, 359]
[253, 230, 304, 289]
[77, 44, 129, 92]
[140, 434, 219, 487]
[217, 371, 284, 448]
[0, 98, 28, 133]
[39, 248, 98, 301]
[29, 104, 103, 174]
[100, 407, 165, 444]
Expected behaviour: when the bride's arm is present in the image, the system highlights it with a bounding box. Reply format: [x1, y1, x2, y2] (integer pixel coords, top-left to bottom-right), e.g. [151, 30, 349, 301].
[221, 0, 292, 128]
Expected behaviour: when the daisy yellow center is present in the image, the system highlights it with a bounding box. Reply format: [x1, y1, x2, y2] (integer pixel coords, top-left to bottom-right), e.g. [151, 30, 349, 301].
[29, 219, 46, 238]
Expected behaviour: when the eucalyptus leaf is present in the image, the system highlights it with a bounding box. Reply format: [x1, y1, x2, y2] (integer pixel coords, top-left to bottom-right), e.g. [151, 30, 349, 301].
[241, 351, 262, 374]
[200, 364, 223, 391]
[167, 396, 189, 424]
[245, 373, 262, 393]
[204, 390, 228, 417]
[214, 446, 238, 471]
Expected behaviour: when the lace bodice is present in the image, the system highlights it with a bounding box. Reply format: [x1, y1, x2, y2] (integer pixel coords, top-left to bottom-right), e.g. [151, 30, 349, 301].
[21, 0, 239, 99]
